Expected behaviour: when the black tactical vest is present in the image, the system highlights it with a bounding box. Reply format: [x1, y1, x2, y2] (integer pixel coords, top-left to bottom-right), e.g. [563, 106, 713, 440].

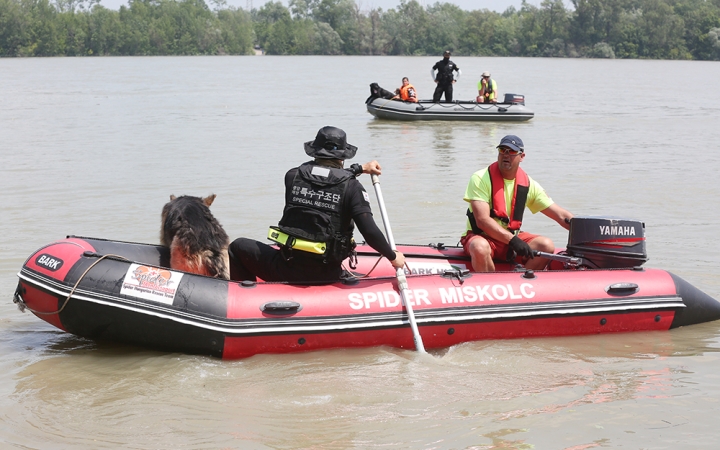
[436, 60, 456, 84]
[278, 162, 355, 263]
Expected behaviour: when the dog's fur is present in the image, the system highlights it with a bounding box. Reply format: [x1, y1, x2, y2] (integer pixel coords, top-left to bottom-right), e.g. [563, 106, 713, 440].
[366, 82, 396, 103]
[160, 194, 230, 280]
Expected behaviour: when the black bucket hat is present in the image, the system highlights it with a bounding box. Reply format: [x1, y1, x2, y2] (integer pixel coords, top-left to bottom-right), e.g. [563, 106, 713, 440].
[304, 126, 358, 160]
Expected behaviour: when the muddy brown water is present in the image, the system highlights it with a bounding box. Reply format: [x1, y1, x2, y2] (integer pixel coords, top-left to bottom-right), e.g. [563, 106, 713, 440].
[1, 56, 719, 448]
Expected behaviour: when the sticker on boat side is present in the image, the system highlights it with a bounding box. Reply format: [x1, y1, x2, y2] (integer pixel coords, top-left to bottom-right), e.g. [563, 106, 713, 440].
[404, 262, 467, 275]
[120, 264, 184, 305]
[35, 254, 64, 271]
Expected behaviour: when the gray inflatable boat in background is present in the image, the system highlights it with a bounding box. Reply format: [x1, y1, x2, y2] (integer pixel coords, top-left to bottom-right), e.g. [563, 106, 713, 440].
[366, 93, 534, 122]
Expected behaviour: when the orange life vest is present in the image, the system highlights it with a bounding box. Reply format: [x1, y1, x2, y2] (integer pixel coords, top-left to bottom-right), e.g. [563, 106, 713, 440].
[399, 84, 418, 102]
[466, 162, 530, 234]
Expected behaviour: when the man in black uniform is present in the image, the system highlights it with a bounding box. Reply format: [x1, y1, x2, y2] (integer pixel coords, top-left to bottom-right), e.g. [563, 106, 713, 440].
[431, 50, 461, 102]
[228, 126, 406, 283]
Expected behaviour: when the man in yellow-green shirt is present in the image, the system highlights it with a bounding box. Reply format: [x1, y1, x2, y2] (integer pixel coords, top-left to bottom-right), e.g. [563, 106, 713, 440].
[461, 135, 573, 272]
[477, 71, 498, 103]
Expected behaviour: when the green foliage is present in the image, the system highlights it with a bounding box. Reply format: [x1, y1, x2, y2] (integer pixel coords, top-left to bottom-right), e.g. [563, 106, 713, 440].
[312, 0, 360, 54]
[425, 2, 463, 55]
[217, 7, 253, 54]
[0, 0, 26, 56]
[379, 1, 431, 55]
[587, 41, 616, 57]
[671, 0, 720, 59]
[1, 0, 719, 59]
[632, 0, 688, 58]
[0, 0, 253, 55]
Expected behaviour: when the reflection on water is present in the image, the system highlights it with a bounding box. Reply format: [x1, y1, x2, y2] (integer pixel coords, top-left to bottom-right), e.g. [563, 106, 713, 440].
[431, 125, 455, 151]
[2, 56, 720, 448]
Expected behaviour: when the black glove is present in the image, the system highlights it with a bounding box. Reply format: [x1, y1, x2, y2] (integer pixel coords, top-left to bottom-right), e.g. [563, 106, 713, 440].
[349, 163, 363, 176]
[509, 236, 534, 259]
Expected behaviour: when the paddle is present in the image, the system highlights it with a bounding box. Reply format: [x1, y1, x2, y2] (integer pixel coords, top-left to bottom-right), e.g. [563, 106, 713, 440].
[370, 174, 427, 354]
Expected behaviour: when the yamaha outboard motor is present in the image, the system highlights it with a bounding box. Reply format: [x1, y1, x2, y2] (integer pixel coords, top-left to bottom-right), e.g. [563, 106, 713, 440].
[503, 93, 525, 105]
[566, 216, 648, 269]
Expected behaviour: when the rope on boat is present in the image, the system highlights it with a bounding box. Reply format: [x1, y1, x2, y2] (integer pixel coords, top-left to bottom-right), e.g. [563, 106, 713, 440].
[345, 256, 384, 278]
[15, 253, 128, 315]
[416, 101, 502, 112]
[350, 242, 465, 277]
[376, 98, 396, 109]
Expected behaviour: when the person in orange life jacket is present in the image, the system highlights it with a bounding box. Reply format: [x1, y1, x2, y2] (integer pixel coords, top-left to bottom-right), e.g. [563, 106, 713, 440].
[393, 77, 418, 102]
[477, 71, 497, 103]
[461, 135, 573, 272]
[228, 126, 406, 283]
[431, 50, 461, 102]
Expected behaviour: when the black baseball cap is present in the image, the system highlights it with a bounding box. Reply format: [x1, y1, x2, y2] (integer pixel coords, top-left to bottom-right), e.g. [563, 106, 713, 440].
[497, 135, 524, 153]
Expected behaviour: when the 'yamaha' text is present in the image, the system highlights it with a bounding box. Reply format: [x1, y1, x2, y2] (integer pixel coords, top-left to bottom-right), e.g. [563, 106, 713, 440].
[599, 225, 636, 236]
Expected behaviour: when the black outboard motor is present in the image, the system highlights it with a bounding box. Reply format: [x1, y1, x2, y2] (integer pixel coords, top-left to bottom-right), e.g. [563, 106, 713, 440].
[367, 83, 396, 104]
[503, 93, 525, 105]
[566, 216, 648, 269]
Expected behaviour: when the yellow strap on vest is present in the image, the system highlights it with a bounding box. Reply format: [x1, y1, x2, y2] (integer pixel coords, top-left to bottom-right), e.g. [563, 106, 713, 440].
[267, 227, 327, 255]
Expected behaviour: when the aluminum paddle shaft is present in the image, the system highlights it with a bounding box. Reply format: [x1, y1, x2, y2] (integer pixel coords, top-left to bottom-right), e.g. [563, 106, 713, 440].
[370, 175, 426, 353]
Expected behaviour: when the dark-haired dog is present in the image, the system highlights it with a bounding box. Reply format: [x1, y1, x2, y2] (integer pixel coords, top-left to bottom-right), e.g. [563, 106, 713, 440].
[161, 194, 230, 280]
[366, 82, 396, 104]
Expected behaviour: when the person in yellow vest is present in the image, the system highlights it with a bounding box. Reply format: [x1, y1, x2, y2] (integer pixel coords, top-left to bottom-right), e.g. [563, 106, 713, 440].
[476, 71, 497, 103]
[393, 77, 418, 102]
[461, 135, 574, 272]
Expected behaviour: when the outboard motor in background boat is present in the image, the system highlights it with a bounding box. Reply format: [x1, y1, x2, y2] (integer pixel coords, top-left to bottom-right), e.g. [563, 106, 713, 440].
[565, 216, 648, 269]
[366, 82, 396, 103]
[503, 93, 525, 105]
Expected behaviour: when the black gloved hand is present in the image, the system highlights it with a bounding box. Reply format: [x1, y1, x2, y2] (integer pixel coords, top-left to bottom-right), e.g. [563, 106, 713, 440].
[509, 236, 534, 259]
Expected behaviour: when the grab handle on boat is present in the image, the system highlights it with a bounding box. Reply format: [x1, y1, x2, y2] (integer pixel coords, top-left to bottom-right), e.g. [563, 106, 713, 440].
[261, 301, 302, 315]
[606, 283, 639, 295]
[371, 174, 427, 354]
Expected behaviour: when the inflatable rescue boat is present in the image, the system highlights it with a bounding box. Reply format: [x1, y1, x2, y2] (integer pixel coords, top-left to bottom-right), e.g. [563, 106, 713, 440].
[366, 93, 534, 122]
[14, 217, 720, 359]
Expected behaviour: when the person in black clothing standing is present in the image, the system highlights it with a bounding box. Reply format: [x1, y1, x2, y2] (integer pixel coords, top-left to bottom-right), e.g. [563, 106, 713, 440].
[431, 50, 461, 102]
[228, 126, 406, 283]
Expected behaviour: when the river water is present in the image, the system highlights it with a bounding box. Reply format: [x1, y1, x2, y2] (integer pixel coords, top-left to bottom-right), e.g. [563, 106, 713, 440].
[1, 55, 720, 449]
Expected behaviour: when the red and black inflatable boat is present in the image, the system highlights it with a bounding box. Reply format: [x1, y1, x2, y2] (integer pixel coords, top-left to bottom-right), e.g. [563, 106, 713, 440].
[14, 217, 720, 359]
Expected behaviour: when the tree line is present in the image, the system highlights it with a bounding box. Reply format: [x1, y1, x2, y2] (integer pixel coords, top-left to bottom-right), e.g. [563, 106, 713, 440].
[1, 0, 719, 59]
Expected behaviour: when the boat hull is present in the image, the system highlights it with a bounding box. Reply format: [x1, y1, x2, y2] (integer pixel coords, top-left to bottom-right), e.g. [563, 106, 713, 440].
[15, 237, 720, 359]
[366, 98, 534, 122]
